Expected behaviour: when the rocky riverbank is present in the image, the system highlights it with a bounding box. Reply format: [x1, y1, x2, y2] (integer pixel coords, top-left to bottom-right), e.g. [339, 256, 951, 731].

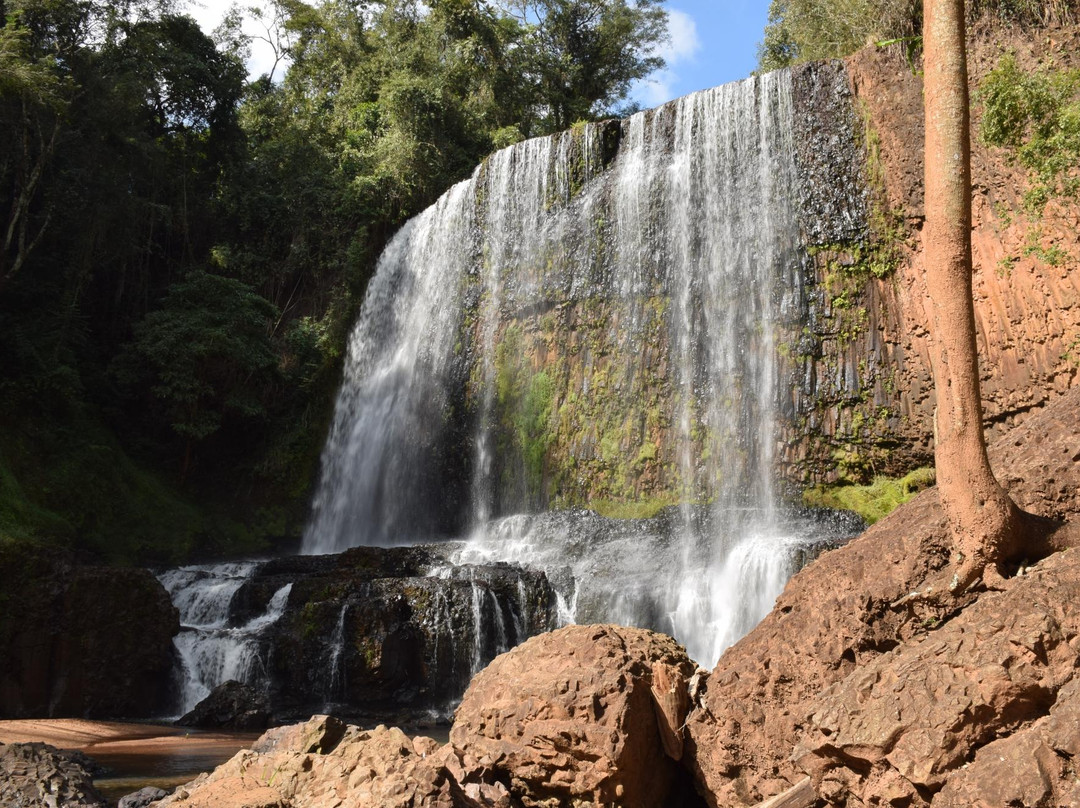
[9, 375, 1071, 808]
[4, 382, 1078, 808]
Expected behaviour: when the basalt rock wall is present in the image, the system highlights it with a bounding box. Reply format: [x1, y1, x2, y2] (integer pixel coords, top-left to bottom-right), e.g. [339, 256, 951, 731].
[453, 62, 871, 517]
[444, 48, 1080, 506]
[791, 33, 1080, 484]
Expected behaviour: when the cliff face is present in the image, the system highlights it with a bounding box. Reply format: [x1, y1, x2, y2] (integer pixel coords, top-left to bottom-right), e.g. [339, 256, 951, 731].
[792, 27, 1080, 483]
[452, 63, 870, 516]
[453, 38, 1080, 507]
[307, 25, 1080, 544]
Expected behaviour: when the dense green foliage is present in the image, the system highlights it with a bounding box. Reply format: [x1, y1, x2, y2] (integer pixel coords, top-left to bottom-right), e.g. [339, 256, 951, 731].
[0, 0, 669, 562]
[758, 0, 1076, 70]
[979, 52, 1080, 214]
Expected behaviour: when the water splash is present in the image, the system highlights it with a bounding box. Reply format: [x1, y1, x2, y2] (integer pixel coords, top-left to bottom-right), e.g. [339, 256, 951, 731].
[159, 563, 291, 715]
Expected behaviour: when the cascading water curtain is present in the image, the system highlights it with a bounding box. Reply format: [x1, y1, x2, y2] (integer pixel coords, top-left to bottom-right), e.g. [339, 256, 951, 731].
[303, 71, 823, 667]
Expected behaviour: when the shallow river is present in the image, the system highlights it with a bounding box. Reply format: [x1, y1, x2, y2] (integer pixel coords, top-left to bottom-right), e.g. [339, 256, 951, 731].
[0, 719, 259, 805]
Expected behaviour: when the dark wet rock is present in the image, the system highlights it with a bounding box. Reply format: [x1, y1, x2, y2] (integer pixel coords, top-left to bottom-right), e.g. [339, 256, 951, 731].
[178, 680, 270, 731]
[182, 545, 558, 722]
[791, 59, 869, 247]
[0, 741, 107, 807]
[118, 786, 168, 808]
[0, 545, 179, 719]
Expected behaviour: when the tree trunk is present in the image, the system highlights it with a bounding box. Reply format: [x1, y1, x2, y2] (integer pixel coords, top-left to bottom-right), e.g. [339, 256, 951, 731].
[923, 0, 1025, 590]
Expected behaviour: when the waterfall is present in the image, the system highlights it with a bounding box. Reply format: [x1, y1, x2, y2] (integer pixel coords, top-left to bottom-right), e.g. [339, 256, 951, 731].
[324, 604, 349, 705]
[302, 71, 859, 667]
[159, 563, 291, 716]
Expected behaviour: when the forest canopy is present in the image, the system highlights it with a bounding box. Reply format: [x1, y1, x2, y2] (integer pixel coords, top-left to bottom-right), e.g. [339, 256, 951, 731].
[0, 0, 669, 562]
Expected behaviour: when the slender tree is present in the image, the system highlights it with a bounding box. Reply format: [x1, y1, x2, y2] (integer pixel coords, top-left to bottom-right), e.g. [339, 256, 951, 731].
[922, 0, 1026, 591]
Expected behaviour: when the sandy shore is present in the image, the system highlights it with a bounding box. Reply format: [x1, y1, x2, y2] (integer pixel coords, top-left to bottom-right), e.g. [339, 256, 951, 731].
[0, 718, 260, 778]
[0, 718, 185, 748]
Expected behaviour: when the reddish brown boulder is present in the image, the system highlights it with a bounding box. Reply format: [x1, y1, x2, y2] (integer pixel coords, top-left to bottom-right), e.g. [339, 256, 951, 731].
[152, 717, 479, 808]
[449, 624, 699, 808]
[796, 547, 1080, 805]
[931, 677, 1080, 807]
[685, 386, 1080, 807]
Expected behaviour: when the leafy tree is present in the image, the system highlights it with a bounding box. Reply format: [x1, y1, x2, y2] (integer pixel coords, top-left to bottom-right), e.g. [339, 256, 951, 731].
[116, 270, 278, 482]
[498, 0, 667, 131]
[758, 0, 920, 70]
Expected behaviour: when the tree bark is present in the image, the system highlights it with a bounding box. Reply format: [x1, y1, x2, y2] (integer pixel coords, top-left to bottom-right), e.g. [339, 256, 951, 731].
[922, 0, 1026, 591]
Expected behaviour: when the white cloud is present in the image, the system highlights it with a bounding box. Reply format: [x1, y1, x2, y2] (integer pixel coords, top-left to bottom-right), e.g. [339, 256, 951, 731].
[660, 9, 702, 66]
[636, 9, 701, 107]
[185, 0, 290, 81]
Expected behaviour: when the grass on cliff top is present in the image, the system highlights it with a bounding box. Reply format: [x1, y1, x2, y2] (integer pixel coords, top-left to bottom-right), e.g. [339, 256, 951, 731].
[803, 467, 936, 525]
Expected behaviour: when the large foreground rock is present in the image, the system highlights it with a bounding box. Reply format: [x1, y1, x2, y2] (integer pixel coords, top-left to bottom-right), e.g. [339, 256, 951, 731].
[684, 385, 1080, 805]
[450, 624, 703, 808]
[152, 715, 480, 808]
[797, 547, 1080, 806]
[0, 741, 106, 807]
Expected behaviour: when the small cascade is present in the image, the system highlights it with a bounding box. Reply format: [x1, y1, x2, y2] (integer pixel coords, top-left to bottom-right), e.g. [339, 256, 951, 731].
[159, 563, 292, 716]
[426, 558, 540, 682]
[469, 579, 484, 673]
[324, 604, 350, 706]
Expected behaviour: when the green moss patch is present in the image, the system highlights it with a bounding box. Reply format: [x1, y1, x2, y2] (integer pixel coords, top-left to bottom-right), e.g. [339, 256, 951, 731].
[803, 467, 936, 525]
[588, 497, 677, 521]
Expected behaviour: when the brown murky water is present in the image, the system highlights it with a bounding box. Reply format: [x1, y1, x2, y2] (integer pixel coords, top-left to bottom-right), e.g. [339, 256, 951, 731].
[0, 719, 259, 805]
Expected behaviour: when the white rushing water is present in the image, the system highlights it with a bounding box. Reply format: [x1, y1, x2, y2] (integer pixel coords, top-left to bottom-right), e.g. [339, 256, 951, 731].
[301, 72, 836, 667]
[159, 563, 291, 715]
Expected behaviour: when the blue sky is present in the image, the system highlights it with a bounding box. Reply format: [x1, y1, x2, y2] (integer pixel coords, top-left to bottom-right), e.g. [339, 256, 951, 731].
[633, 1, 772, 107]
[187, 1, 772, 108]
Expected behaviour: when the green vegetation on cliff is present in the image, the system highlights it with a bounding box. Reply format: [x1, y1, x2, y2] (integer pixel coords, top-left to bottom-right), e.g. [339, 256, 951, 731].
[980, 52, 1080, 215]
[758, 0, 1075, 70]
[803, 466, 935, 524]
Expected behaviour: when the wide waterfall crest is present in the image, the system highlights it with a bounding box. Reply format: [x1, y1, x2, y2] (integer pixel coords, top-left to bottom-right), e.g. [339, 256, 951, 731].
[302, 71, 856, 666]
